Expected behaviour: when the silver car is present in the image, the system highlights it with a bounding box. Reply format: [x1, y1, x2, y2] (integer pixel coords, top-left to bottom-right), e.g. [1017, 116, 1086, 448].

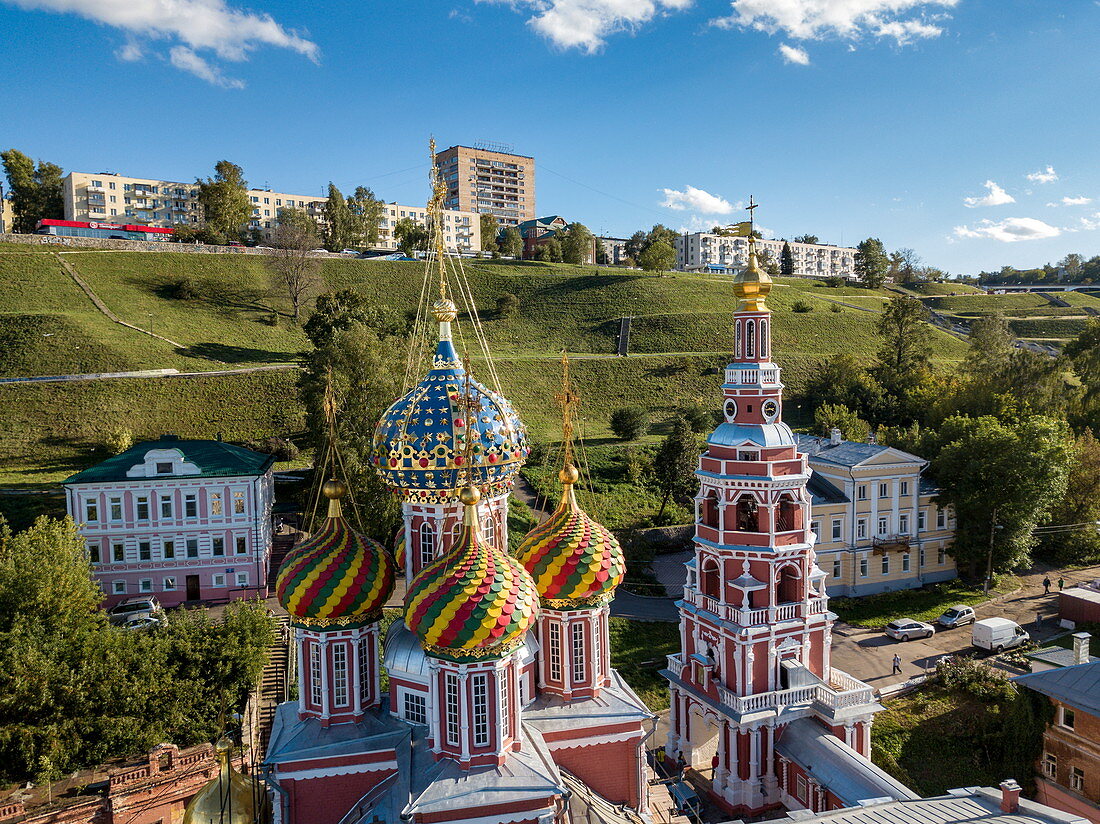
[885, 618, 935, 642]
[936, 605, 976, 629]
[107, 596, 163, 626]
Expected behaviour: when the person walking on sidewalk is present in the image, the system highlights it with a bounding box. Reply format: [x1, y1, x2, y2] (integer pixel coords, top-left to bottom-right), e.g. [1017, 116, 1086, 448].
[892, 653, 902, 675]
[1058, 576, 1066, 591]
[1043, 576, 1052, 595]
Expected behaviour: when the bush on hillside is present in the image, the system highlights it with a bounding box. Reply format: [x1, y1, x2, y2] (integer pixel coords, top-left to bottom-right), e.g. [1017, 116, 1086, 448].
[680, 403, 716, 433]
[244, 436, 299, 463]
[792, 300, 814, 313]
[103, 428, 133, 455]
[610, 407, 650, 440]
[829, 303, 843, 313]
[496, 292, 521, 318]
[935, 656, 1016, 702]
[823, 276, 846, 288]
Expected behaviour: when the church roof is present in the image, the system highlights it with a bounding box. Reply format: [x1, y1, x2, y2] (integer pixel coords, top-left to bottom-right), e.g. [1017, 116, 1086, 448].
[64, 436, 274, 484]
[1015, 661, 1100, 716]
[775, 718, 918, 807]
[755, 790, 1091, 823]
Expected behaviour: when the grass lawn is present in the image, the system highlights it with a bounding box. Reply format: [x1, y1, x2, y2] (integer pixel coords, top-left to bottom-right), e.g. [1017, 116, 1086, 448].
[608, 617, 679, 711]
[830, 576, 1020, 629]
[927, 293, 1052, 312]
[904, 282, 985, 296]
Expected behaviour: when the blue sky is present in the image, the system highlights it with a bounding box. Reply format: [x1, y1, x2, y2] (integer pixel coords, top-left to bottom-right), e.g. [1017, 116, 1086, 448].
[1, 0, 1098, 274]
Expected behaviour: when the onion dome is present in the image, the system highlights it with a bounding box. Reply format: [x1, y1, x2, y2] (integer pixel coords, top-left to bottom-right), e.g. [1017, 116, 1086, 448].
[371, 299, 529, 504]
[405, 484, 539, 662]
[733, 243, 772, 312]
[276, 480, 395, 628]
[392, 526, 405, 571]
[182, 737, 271, 824]
[515, 463, 625, 608]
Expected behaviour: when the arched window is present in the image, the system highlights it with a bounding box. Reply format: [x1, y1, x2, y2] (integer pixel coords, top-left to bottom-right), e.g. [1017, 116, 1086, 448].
[777, 565, 801, 603]
[701, 490, 721, 529]
[735, 496, 758, 532]
[451, 521, 462, 548]
[483, 514, 496, 548]
[735, 320, 743, 359]
[419, 521, 436, 567]
[777, 498, 800, 532]
[701, 558, 721, 599]
[745, 319, 756, 359]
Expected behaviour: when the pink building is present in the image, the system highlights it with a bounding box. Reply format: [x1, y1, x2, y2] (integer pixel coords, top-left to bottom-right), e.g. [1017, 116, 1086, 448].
[64, 435, 275, 608]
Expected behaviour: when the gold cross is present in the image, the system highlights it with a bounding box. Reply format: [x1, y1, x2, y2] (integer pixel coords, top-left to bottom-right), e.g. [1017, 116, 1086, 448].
[555, 350, 580, 468]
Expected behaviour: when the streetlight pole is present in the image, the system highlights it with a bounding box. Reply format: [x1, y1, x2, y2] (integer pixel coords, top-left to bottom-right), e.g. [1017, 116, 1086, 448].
[984, 507, 999, 595]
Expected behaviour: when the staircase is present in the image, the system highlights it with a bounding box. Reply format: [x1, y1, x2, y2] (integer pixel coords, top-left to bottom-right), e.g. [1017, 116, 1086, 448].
[255, 614, 292, 761]
[267, 529, 298, 591]
[617, 316, 632, 356]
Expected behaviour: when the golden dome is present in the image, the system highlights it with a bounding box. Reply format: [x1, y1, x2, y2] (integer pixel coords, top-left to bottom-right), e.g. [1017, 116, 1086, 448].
[322, 478, 347, 500]
[432, 298, 458, 322]
[733, 244, 772, 311]
[559, 462, 580, 485]
[182, 738, 271, 824]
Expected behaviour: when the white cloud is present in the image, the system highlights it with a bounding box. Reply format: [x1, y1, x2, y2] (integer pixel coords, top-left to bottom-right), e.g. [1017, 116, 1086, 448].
[477, 0, 692, 52]
[661, 185, 735, 214]
[778, 42, 810, 63]
[1026, 165, 1058, 184]
[6, 0, 318, 86]
[953, 217, 1061, 243]
[169, 45, 245, 89]
[1062, 196, 1092, 206]
[712, 0, 957, 45]
[963, 180, 1015, 208]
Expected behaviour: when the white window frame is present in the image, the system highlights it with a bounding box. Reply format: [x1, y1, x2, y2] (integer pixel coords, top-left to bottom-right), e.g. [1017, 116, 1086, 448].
[918, 510, 927, 531]
[472, 673, 489, 747]
[831, 519, 842, 542]
[359, 638, 371, 703]
[548, 622, 562, 681]
[212, 573, 226, 588]
[309, 644, 323, 706]
[1043, 752, 1057, 778]
[110, 497, 123, 521]
[499, 672, 511, 740]
[235, 571, 248, 587]
[139, 578, 153, 593]
[937, 508, 946, 529]
[332, 644, 349, 707]
[1062, 707, 1076, 730]
[810, 521, 821, 541]
[161, 497, 173, 519]
[185, 494, 197, 518]
[882, 555, 890, 575]
[112, 581, 126, 594]
[136, 496, 150, 520]
[902, 553, 911, 572]
[1070, 767, 1084, 793]
[877, 517, 888, 536]
[832, 557, 842, 578]
[445, 672, 460, 746]
[879, 482, 889, 499]
[85, 499, 99, 522]
[859, 556, 868, 578]
[900, 513, 910, 535]
[404, 691, 427, 725]
[163, 576, 177, 591]
[856, 518, 867, 540]
[420, 522, 436, 567]
[572, 622, 586, 684]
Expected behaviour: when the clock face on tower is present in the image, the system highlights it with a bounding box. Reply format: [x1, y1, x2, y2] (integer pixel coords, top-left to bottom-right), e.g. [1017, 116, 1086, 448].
[762, 399, 779, 423]
[723, 399, 738, 422]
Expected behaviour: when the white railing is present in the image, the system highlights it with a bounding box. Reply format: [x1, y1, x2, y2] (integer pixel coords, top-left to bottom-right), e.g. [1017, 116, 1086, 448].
[667, 653, 684, 674]
[773, 603, 800, 621]
[684, 588, 822, 627]
[808, 596, 829, 615]
[724, 367, 781, 386]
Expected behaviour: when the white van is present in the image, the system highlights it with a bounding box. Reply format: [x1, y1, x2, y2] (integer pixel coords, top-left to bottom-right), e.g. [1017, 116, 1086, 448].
[972, 617, 1030, 653]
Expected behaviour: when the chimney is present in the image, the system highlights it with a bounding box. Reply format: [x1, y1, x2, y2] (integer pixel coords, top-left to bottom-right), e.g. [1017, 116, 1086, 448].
[1073, 632, 1091, 665]
[867, 430, 877, 445]
[830, 427, 842, 446]
[1000, 779, 1021, 814]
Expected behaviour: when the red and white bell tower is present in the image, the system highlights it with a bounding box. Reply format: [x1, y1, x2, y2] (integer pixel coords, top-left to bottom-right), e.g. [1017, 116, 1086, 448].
[663, 233, 881, 817]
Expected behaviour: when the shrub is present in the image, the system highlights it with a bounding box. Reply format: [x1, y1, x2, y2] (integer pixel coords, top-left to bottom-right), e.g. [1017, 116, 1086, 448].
[165, 277, 200, 300]
[496, 292, 521, 318]
[829, 302, 843, 313]
[610, 407, 650, 440]
[823, 276, 845, 288]
[792, 300, 814, 313]
[623, 446, 652, 484]
[245, 437, 299, 462]
[680, 403, 714, 433]
[104, 428, 133, 455]
[935, 656, 1016, 702]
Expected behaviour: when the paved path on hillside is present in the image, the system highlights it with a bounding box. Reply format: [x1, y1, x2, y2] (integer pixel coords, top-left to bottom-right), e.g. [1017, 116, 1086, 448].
[0, 363, 300, 385]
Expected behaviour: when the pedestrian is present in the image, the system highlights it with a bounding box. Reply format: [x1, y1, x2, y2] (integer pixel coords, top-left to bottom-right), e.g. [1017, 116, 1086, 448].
[1043, 576, 1051, 595]
[1036, 611, 1043, 631]
[892, 653, 902, 675]
[1058, 577, 1065, 591]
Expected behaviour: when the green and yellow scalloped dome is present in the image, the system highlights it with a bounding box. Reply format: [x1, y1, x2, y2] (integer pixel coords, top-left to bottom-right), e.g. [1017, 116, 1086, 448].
[276, 481, 395, 628]
[515, 464, 625, 608]
[405, 485, 539, 661]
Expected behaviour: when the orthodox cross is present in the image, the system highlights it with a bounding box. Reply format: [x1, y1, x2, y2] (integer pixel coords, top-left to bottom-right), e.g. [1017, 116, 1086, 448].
[555, 350, 580, 468]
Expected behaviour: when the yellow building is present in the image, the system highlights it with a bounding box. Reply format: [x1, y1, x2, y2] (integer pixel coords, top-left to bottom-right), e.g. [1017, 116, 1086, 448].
[0, 197, 14, 233]
[797, 431, 957, 597]
[61, 171, 479, 251]
[434, 144, 535, 228]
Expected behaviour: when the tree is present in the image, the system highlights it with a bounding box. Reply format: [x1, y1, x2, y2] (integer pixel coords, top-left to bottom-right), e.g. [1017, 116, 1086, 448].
[780, 242, 794, 276]
[964, 313, 1015, 378]
[610, 407, 650, 440]
[652, 416, 699, 519]
[647, 224, 677, 250]
[196, 161, 251, 243]
[814, 403, 870, 443]
[756, 247, 780, 276]
[544, 238, 563, 263]
[480, 213, 499, 254]
[347, 186, 384, 249]
[266, 207, 322, 322]
[793, 234, 819, 245]
[394, 217, 428, 257]
[874, 296, 932, 390]
[298, 322, 406, 542]
[932, 415, 1074, 578]
[889, 247, 922, 284]
[639, 239, 676, 272]
[1039, 431, 1100, 564]
[500, 227, 522, 258]
[560, 222, 594, 265]
[854, 237, 889, 288]
[303, 289, 407, 349]
[1059, 253, 1084, 280]
[533, 242, 553, 262]
[1, 149, 64, 233]
[624, 230, 648, 264]
[496, 292, 520, 318]
[804, 354, 886, 423]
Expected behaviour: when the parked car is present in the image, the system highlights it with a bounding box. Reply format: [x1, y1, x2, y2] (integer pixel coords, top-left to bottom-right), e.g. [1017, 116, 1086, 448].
[935, 605, 976, 629]
[107, 596, 163, 626]
[972, 617, 1030, 653]
[885, 618, 935, 642]
[123, 614, 164, 631]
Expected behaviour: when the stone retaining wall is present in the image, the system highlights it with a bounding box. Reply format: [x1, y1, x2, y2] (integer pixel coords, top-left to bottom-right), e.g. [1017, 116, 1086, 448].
[0, 232, 340, 257]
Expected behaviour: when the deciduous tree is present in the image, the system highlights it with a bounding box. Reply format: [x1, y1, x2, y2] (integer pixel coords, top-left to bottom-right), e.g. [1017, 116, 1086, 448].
[793, 234, 819, 244]
[394, 217, 428, 257]
[480, 213, 499, 254]
[196, 161, 251, 243]
[1, 149, 64, 233]
[814, 403, 870, 443]
[639, 239, 675, 272]
[652, 416, 699, 520]
[499, 227, 522, 258]
[267, 207, 322, 322]
[560, 222, 594, 264]
[854, 237, 889, 288]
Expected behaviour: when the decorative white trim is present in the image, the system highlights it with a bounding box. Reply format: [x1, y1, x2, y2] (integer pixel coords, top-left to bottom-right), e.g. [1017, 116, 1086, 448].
[276, 760, 398, 780]
[546, 728, 645, 749]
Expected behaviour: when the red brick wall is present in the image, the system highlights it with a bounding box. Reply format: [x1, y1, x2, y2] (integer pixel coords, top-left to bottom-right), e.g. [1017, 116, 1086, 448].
[552, 739, 640, 808]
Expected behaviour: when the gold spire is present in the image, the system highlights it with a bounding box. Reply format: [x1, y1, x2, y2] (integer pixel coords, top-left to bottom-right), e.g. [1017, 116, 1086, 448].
[427, 137, 456, 325]
[733, 195, 772, 311]
[555, 351, 580, 485]
[458, 356, 482, 528]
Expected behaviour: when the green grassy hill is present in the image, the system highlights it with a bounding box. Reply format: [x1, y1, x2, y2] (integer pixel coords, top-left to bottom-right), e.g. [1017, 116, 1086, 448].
[0, 246, 969, 489]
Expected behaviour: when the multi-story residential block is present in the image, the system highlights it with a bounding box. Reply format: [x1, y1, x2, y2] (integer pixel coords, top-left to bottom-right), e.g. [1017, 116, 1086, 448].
[0, 196, 14, 233]
[434, 144, 535, 227]
[64, 436, 275, 608]
[797, 431, 956, 597]
[675, 232, 857, 279]
[597, 235, 629, 265]
[376, 201, 481, 253]
[1017, 659, 1100, 824]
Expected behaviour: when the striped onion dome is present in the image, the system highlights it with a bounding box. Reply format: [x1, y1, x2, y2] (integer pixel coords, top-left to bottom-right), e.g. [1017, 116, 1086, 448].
[276, 480, 395, 628]
[515, 464, 625, 608]
[405, 484, 539, 662]
[392, 526, 405, 571]
[370, 301, 529, 504]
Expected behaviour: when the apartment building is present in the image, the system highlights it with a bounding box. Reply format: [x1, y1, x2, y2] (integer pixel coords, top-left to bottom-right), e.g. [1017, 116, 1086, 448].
[377, 202, 480, 253]
[64, 436, 275, 608]
[796, 431, 957, 597]
[0, 197, 14, 233]
[676, 232, 857, 279]
[434, 144, 535, 227]
[598, 236, 629, 265]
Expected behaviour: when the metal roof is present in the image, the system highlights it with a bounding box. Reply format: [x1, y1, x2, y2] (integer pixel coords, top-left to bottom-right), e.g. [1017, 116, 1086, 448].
[709, 422, 798, 449]
[64, 436, 274, 484]
[1026, 647, 1099, 669]
[774, 718, 917, 807]
[1015, 661, 1100, 717]
[795, 435, 923, 469]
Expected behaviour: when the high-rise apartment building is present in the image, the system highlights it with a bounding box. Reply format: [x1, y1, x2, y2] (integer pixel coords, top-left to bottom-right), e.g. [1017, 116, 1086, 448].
[434, 144, 535, 227]
[676, 232, 857, 279]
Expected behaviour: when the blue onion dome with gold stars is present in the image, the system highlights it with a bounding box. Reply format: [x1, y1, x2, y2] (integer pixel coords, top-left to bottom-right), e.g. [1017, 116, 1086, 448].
[371, 299, 529, 504]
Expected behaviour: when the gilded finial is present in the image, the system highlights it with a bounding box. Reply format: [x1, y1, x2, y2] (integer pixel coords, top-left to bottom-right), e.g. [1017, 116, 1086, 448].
[555, 350, 580, 484]
[733, 195, 772, 311]
[458, 356, 483, 527]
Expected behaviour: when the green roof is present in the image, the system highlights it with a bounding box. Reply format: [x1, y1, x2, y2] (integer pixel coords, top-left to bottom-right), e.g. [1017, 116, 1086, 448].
[64, 437, 275, 485]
